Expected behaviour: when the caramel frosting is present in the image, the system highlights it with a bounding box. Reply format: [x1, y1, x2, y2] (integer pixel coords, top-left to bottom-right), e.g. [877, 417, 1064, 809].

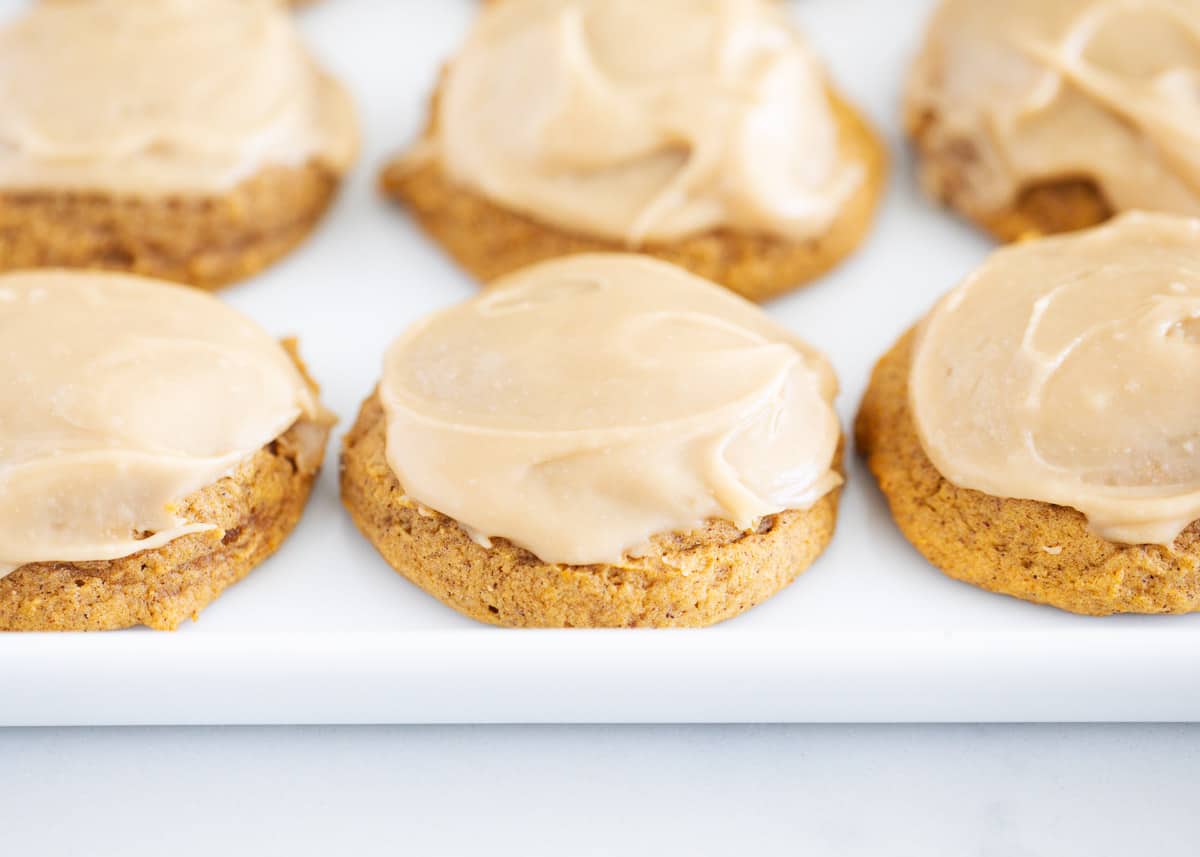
[910, 212, 1200, 546]
[907, 0, 1200, 219]
[379, 254, 842, 565]
[0, 0, 358, 195]
[418, 0, 861, 245]
[0, 270, 326, 576]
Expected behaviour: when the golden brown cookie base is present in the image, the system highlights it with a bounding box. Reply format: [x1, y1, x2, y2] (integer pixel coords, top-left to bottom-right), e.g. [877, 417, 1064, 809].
[907, 109, 1113, 243]
[341, 392, 840, 627]
[380, 89, 887, 302]
[977, 179, 1114, 243]
[0, 348, 332, 631]
[855, 329, 1200, 616]
[0, 161, 341, 290]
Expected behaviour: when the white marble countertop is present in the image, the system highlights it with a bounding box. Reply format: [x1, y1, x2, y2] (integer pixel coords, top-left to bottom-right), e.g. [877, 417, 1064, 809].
[3, 724, 1196, 856]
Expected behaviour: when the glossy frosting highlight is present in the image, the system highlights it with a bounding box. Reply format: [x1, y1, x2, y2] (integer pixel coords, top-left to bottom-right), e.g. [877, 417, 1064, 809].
[0, 271, 324, 575]
[380, 254, 842, 565]
[910, 212, 1200, 545]
[423, 0, 860, 244]
[0, 0, 358, 194]
[907, 0, 1200, 220]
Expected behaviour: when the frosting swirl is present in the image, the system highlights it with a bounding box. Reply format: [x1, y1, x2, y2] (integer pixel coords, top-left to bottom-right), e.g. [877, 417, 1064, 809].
[0, 0, 358, 194]
[907, 0, 1200, 220]
[423, 0, 861, 244]
[910, 212, 1200, 545]
[380, 254, 842, 565]
[0, 270, 325, 575]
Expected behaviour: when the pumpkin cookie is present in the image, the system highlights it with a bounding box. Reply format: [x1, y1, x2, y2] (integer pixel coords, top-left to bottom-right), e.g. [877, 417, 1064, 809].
[906, 0, 1200, 242]
[0, 271, 334, 631]
[342, 254, 843, 627]
[0, 0, 358, 289]
[381, 0, 885, 302]
[856, 213, 1200, 615]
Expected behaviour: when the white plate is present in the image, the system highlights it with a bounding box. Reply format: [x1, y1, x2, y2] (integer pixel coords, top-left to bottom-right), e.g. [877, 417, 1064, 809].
[4, 0, 1199, 726]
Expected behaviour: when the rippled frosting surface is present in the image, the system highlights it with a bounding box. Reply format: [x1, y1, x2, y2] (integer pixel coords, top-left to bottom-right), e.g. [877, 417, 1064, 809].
[910, 212, 1200, 545]
[426, 0, 860, 245]
[0, 271, 324, 575]
[380, 254, 841, 565]
[908, 0, 1200, 219]
[0, 0, 358, 194]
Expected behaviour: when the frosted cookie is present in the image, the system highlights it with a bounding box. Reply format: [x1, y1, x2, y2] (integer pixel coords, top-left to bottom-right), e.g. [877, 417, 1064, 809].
[342, 254, 843, 627]
[906, 0, 1200, 241]
[381, 0, 886, 302]
[0, 0, 358, 289]
[0, 271, 333, 631]
[856, 213, 1200, 615]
